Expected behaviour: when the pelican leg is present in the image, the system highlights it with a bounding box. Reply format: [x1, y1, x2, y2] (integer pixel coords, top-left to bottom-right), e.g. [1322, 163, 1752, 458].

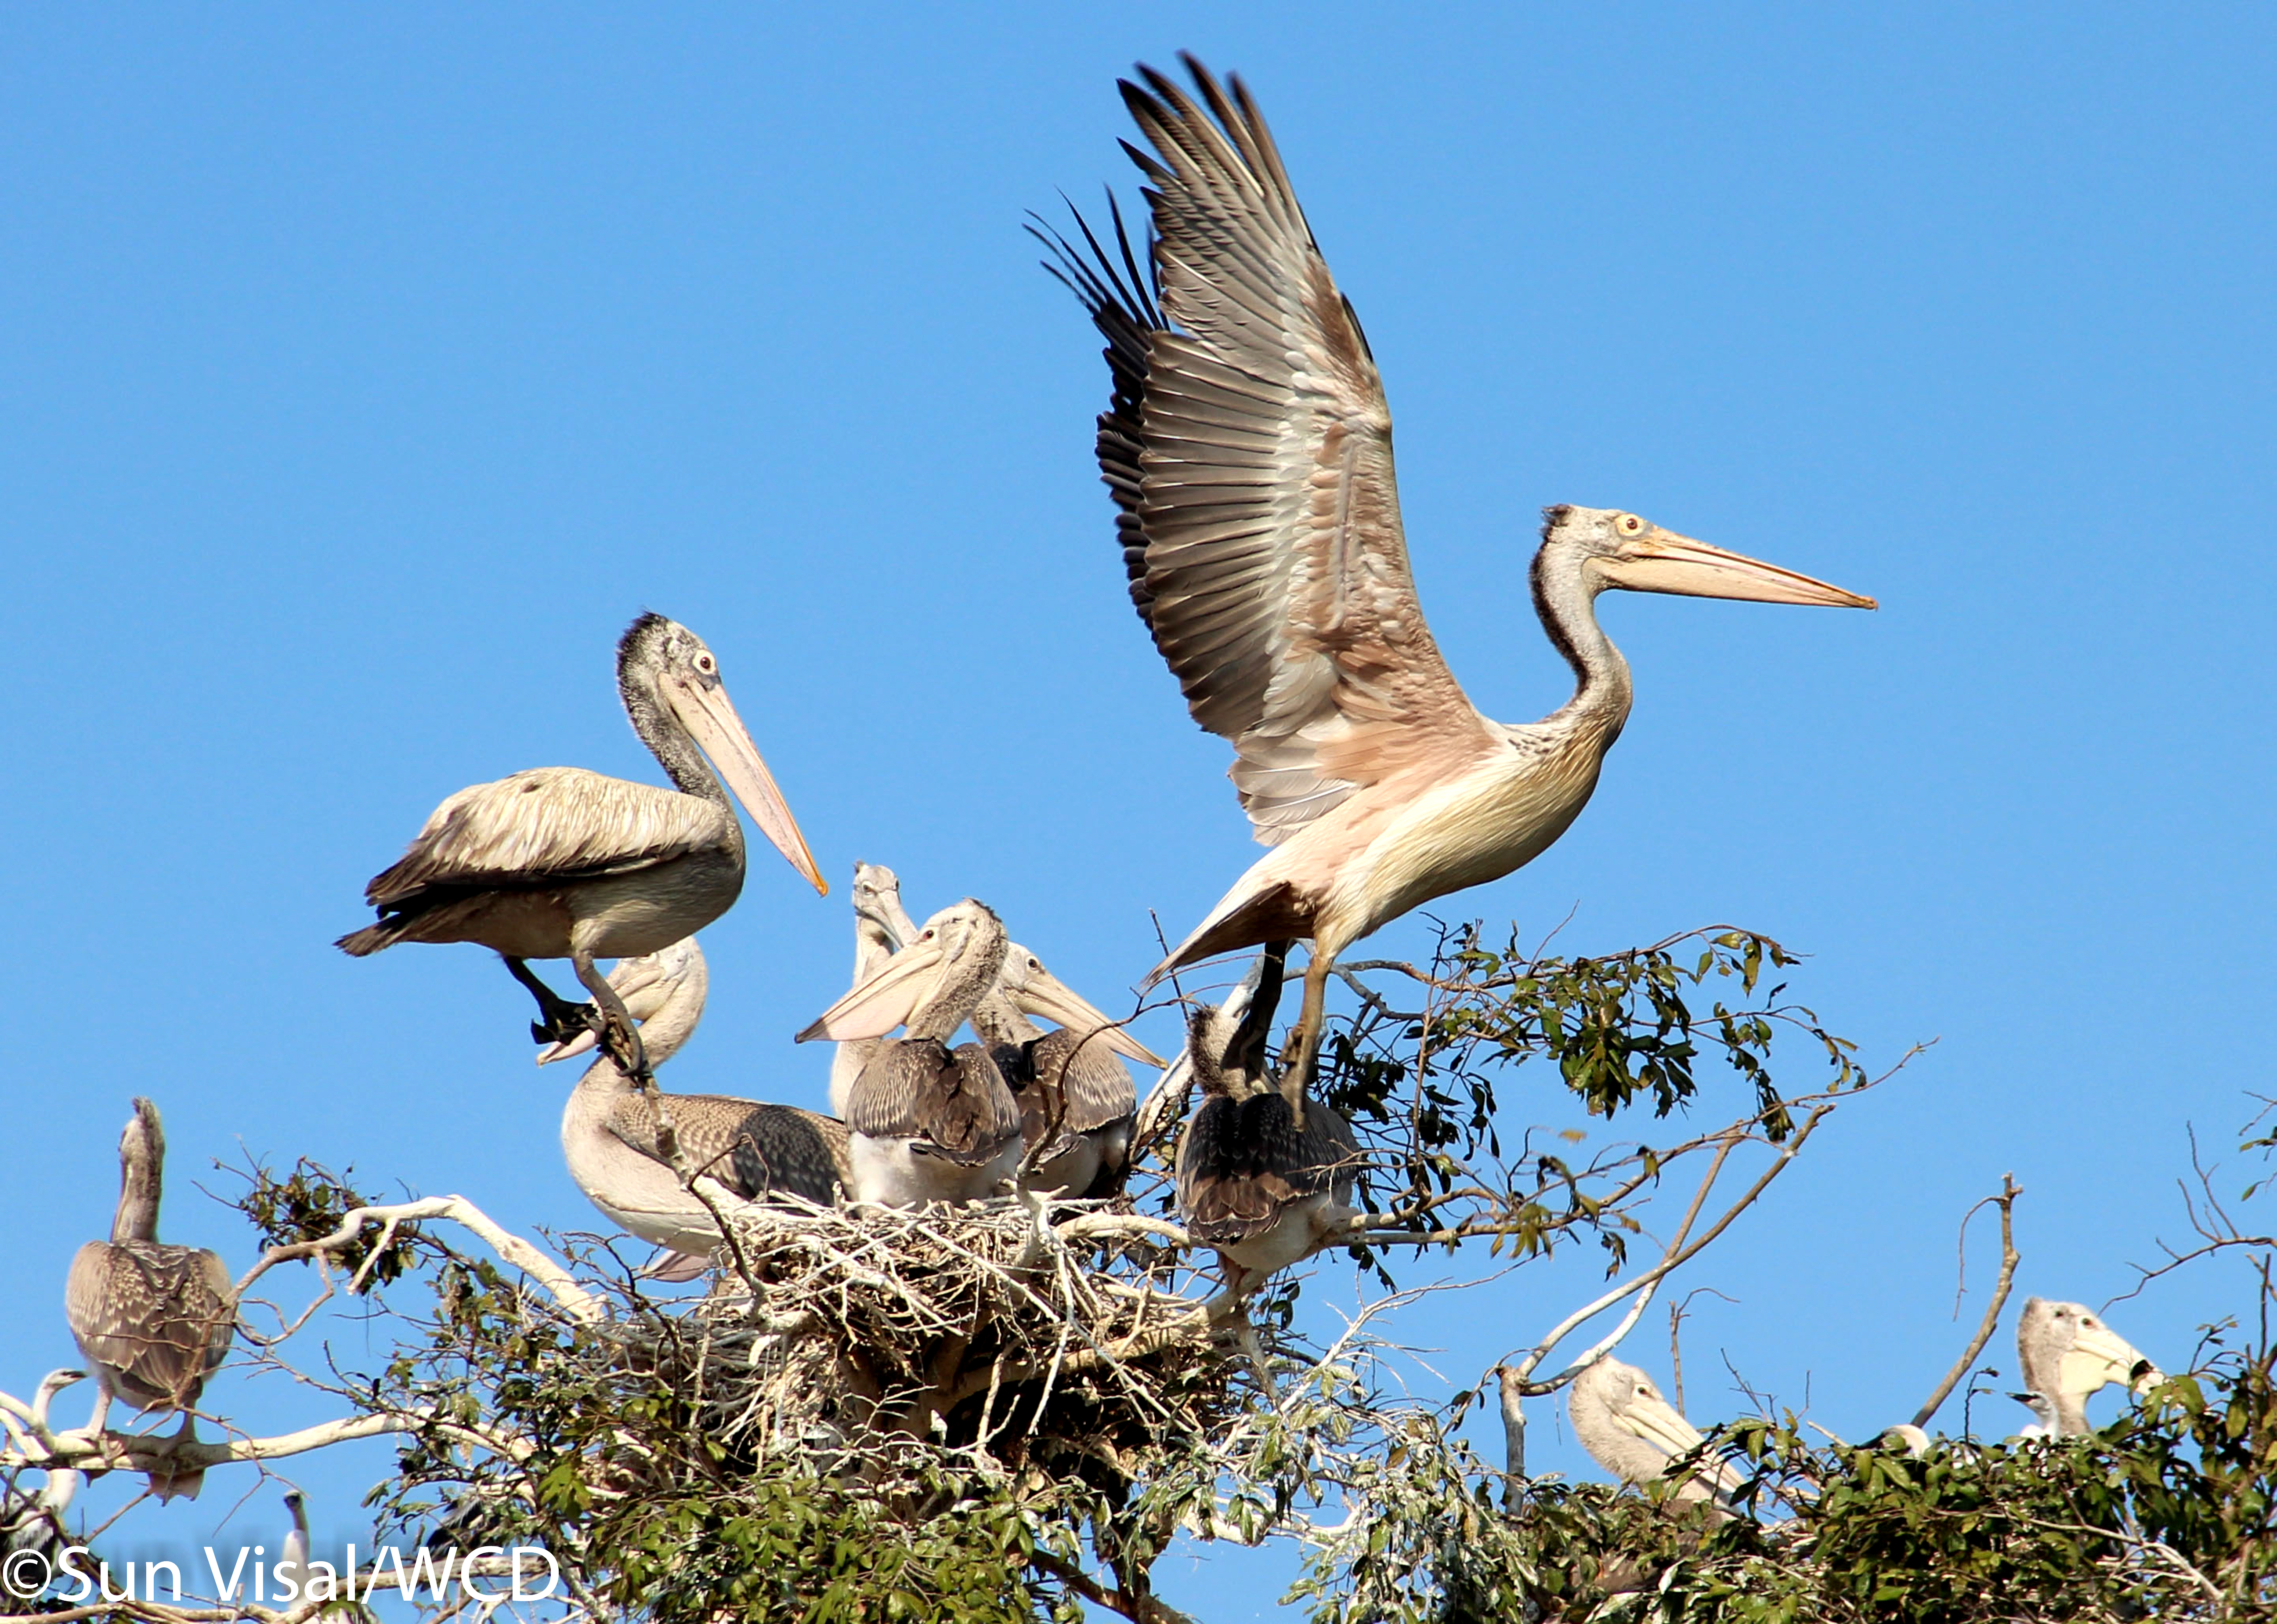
[1276, 951, 1334, 1129]
[503, 956, 602, 1049]
[573, 948, 653, 1088]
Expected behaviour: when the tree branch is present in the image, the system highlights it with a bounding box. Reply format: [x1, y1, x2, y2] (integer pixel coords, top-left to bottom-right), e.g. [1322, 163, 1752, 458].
[1910, 1173, 2022, 1429]
[5, 1410, 420, 1476]
[235, 1194, 602, 1325]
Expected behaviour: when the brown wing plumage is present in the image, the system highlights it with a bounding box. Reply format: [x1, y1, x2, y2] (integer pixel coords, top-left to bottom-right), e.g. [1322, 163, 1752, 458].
[1044, 59, 1501, 846]
[1175, 1093, 1359, 1245]
[1021, 1028, 1138, 1141]
[65, 1241, 233, 1413]
[602, 1092, 849, 1206]
[849, 1040, 1022, 1167]
[347, 769, 728, 930]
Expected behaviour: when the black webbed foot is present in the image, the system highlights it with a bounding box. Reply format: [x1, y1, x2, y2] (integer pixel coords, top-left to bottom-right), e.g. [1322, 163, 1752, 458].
[503, 956, 604, 1049]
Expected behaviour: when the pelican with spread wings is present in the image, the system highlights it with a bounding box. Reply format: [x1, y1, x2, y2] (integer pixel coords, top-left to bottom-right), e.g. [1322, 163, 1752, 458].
[1043, 58, 1874, 1110]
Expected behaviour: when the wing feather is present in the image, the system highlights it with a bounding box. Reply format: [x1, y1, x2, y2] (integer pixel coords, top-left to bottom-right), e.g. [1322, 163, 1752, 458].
[364, 770, 726, 908]
[1174, 1092, 1359, 1244]
[848, 1040, 1021, 1165]
[603, 1093, 849, 1206]
[1021, 1028, 1138, 1143]
[65, 1241, 233, 1412]
[1043, 59, 1499, 846]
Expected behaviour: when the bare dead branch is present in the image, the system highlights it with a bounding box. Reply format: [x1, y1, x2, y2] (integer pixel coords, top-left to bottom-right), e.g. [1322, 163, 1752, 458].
[1911, 1173, 2023, 1429]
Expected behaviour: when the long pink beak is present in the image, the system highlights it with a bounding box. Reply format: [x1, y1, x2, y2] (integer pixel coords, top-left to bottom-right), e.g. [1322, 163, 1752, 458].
[665, 675, 828, 894]
[1599, 529, 1876, 609]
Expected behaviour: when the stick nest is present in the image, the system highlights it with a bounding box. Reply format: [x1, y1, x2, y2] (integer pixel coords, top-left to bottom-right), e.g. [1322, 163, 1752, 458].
[581, 1195, 1246, 1498]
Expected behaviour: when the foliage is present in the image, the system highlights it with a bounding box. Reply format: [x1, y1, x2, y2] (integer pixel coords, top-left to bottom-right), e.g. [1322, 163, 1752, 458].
[230, 1155, 427, 1291]
[9, 920, 2274, 1624]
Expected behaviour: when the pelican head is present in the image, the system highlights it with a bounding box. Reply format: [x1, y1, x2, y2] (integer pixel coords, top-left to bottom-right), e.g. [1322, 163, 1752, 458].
[1567, 1356, 1741, 1503]
[994, 943, 1164, 1067]
[1541, 505, 1876, 611]
[1189, 946, 1290, 1097]
[114, 1096, 167, 1234]
[537, 936, 709, 1065]
[850, 862, 913, 943]
[617, 614, 828, 895]
[796, 899, 1010, 1043]
[1573, 1358, 1706, 1460]
[120, 1096, 165, 1174]
[2017, 1297, 2161, 1435]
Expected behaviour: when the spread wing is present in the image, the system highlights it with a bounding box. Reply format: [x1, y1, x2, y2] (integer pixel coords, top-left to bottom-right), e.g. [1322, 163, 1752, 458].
[65, 1241, 234, 1411]
[363, 769, 727, 910]
[1042, 58, 1501, 846]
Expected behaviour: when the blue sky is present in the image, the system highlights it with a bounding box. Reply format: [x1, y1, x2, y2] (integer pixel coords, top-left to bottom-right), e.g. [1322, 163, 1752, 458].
[2, 5, 2272, 1617]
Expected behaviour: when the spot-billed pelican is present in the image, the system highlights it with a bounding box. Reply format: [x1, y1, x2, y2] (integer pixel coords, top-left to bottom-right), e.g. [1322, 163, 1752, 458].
[1042, 59, 1875, 1110]
[975, 943, 1162, 1198]
[64, 1099, 234, 1503]
[1174, 944, 1361, 1296]
[1568, 1356, 1744, 1508]
[2013, 1297, 2161, 1437]
[547, 937, 851, 1279]
[796, 900, 1024, 1205]
[832, 862, 913, 1118]
[845, 866, 1162, 1196]
[340, 613, 826, 1083]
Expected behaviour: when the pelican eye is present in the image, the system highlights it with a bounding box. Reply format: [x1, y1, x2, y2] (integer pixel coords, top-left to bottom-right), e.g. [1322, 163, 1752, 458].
[1615, 513, 1645, 538]
[694, 652, 717, 675]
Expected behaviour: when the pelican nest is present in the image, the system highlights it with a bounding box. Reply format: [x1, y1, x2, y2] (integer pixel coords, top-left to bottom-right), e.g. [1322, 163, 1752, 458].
[580, 1194, 1249, 1498]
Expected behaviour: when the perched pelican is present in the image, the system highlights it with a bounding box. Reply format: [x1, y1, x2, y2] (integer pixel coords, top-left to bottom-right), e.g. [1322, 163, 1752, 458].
[974, 943, 1161, 1198]
[546, 938, 852, 1278]
[1567, 1356, 1744, 1508]
[1174, 944, 1361, 1296]
[64, 1099, 234, 1503]
[831, 862, 912, 1118]
[796, 900, 1025, 1205]
[1877, 1424, 1933, 1458]
[1042, 60, 1874, 1107]
[340, 613, 826, 1082]
[274, 1490, 310, 1605]
[846, 865, 1161, 1195]
[2013, 1297, 2161, 1437]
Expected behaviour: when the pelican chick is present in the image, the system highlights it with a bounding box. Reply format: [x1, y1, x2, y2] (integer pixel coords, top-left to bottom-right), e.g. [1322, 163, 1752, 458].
[797, 900, 1023, 1206]
[340, 613, 825, 1083]
[975, 942, 1162, 1199]
[2014, 1297, 2161, 1437]
[1568, 1356, 1744, 1509]
[848, 866, 1160, 1196]
[64, 1099, 234, 1502]
[548, 938, 851, 1278]
[1174, 944, 1361, 1297]
[273, 1490, 310, 1605]
[831, 862, 912, 1118]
